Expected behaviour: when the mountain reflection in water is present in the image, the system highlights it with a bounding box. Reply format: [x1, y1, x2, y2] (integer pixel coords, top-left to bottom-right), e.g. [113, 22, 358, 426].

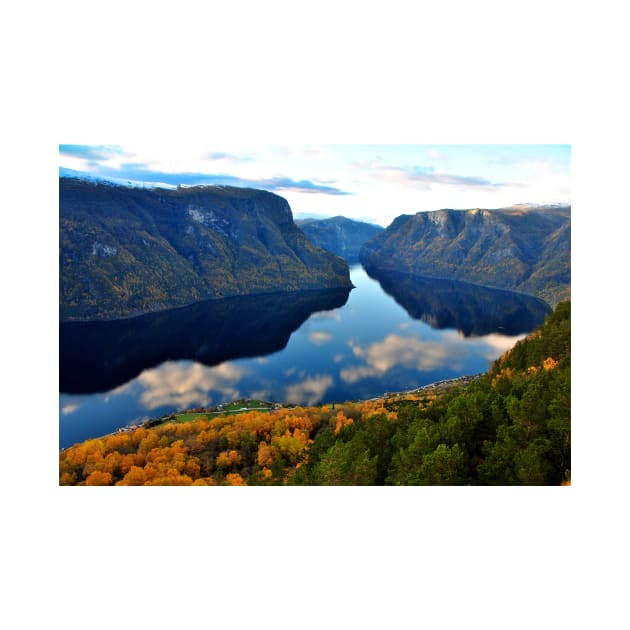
[364, 266, 551, 336]
[60, 287, 351, 394]
[59, 266, 550, 448]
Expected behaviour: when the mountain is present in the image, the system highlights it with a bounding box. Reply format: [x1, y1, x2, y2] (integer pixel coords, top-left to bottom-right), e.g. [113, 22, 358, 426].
[359, 206, 570, 307]
[60, 177, 352, 321]
[296, 216, 384, 263]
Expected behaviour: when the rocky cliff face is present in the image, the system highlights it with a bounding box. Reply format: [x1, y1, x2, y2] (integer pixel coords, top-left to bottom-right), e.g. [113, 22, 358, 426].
[60, 178, 352, 321]
[297, 216, 384, 262]
[359, 206, 570, 307]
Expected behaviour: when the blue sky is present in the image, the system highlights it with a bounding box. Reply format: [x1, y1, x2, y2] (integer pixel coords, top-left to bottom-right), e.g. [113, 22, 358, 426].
[59, 144, 570, 227]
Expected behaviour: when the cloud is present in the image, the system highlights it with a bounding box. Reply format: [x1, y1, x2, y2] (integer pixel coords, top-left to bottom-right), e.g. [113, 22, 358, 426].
[201, 151, 254, 163]
[61, 403, 79, 415]
[261, 176, 351, 195]
[308, 331, 333, 345]
[72, 163, 352, 195]
[59, 144, 126, 161]
[377, 165, 501, 191]
[285, 374, 333, 406]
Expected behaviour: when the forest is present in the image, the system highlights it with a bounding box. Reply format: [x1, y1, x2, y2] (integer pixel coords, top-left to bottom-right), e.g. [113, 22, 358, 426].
[60, 301, 570, 486]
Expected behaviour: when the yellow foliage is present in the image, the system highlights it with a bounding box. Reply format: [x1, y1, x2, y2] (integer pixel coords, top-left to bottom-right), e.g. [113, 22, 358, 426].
[257, 441, 274, 467]
[334, 412, 353, 434]
[543, 357, 559, 371]
[216, 449, 242, 469]
[225, 473, 246, 486]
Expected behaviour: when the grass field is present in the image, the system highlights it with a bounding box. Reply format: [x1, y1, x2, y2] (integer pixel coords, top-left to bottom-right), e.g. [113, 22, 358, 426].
[170, 400, 275, 424]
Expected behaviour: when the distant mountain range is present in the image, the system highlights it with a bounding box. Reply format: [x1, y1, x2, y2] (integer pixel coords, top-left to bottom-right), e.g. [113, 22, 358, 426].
[296, 216, 384, 262]
[60, 176, 352, 321]
[359, 206, 570, 307]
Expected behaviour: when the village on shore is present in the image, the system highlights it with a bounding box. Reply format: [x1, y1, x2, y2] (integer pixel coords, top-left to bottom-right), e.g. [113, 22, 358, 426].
[67, 373, 482, 450]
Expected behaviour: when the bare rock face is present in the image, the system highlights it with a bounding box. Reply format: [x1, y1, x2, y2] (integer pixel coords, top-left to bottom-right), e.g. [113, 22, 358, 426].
[359, 206, 570, 307]
[60, 178, 352, 321]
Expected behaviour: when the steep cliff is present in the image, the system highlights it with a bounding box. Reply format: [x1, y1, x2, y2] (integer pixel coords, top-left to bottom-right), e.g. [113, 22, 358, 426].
[359, 206, 570, 306]
[60, 177, 352, 320]
[297, 216, 383, 262]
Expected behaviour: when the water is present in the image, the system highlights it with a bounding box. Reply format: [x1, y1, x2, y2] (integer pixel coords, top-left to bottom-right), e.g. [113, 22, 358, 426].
[59, 265, 550, 448]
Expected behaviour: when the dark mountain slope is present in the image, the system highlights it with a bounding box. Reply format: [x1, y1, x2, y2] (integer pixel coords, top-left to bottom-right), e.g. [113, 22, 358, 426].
[359, 206, 570, 306]
[60, 178, 352, 320]
[297, 216, 383, 262]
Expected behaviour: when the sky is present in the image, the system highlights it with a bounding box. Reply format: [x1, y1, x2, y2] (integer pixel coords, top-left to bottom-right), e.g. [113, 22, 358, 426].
[59, 144, 570, 227]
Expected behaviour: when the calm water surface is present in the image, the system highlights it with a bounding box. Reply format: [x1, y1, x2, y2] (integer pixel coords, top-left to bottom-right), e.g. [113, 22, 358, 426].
[59, 266, 550, 448]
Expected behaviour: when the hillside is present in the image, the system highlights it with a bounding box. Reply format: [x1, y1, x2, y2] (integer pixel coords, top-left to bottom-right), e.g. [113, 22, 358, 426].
[297, 216, 383, 262]
[60, 177, 352, 320]
[60, 300, 570, 485]
[359, 206, 570, 306]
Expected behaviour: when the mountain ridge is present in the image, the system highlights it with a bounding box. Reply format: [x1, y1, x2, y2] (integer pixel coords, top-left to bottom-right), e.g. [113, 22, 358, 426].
[60, 177, 352, 321]
[359, 206, 570, 307]
[296, 215, 384, 263]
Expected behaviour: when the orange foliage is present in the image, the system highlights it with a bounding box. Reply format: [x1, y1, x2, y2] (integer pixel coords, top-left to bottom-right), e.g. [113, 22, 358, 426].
[334, 412, 354, 434]
[216, 449, 242, 469]
[120, 453, 140, 475]
[60, 471, 77, 485]
[357, 399, 397, 420]
[85, 470, 112, 486]
[116, 465, 147, 486]
[145, 474, 194, 486]
[543, 357, 559, 371]
[61, 399, 380, 486]
[257, 442, 274, 467]
[492, 368, 515, 389]
[104, 432, 132, 451]
[224, 473, 246, 486]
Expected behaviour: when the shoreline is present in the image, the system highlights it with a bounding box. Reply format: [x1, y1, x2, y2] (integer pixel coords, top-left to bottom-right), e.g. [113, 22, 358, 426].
[59, 374, 483, 452]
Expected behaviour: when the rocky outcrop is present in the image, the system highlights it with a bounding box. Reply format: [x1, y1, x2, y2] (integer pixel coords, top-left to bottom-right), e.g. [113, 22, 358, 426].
[359, 206, 570, 307]
[60, 178, 352, 320]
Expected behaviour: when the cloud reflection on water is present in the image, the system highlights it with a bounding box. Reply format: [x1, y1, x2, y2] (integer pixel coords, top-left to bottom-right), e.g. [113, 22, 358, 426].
[340, 330, 524, 385]
[131, 361, 246, 411]
[309, 331, 333, 345]
[285, 375, 334, 406]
